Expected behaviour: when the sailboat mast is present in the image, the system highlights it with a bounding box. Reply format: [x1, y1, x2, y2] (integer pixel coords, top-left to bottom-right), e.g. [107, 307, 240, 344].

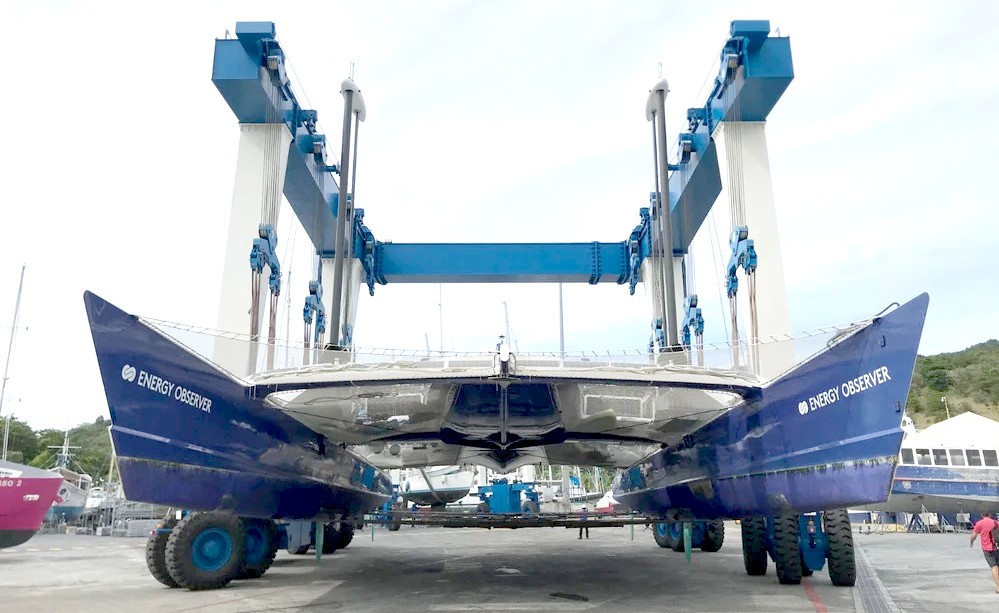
[1, 264, 26, 462]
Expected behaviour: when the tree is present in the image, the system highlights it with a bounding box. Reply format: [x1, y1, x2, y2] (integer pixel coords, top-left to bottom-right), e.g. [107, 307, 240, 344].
[1, 415, 40, 462]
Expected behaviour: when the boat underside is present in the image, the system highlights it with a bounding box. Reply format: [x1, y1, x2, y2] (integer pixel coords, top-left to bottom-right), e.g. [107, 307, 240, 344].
[84, 291, 929, 521]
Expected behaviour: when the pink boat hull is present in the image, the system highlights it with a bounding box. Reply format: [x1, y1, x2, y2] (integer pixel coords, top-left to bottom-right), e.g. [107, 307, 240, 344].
[0, 461, 64, 548]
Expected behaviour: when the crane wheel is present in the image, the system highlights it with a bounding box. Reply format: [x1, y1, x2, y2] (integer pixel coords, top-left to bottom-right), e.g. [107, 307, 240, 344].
[824, 509, 856, 586]
[337, 523, 355, 549]
[145, 516, 179, 588]
[653, 522, 674, 549]
[772, 513, 802, 585]
[700, 520, 725, 552]
[741, 516, 767, 575]
[165, 511, 244, 590]
[237, 519, 279, 579]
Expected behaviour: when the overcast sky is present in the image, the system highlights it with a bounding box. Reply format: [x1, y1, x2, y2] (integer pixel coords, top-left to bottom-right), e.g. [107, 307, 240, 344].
[2, 1, 996, 430]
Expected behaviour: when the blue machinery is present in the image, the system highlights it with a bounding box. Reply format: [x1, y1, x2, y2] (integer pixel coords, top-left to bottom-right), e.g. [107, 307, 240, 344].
[211, 19, 793, 352]
[475, 478, 541, 514]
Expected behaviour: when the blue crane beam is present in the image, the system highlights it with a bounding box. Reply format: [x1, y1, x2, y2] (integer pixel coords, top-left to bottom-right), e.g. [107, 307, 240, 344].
[212, 22, 341, 254]
[211, 20, 792, 289]
[667, 19, 793, 252]
[371, 242, 628, 285]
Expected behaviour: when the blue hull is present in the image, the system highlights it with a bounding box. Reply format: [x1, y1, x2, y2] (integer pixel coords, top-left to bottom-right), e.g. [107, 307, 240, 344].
[879, 465, 999, 513]
[613, 293, 929, 519]
[84, 292, 392, 520]
[45, 505, 85, 523]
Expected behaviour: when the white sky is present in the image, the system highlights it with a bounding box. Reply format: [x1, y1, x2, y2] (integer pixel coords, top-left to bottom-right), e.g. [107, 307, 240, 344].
[2, 1, 996, 430]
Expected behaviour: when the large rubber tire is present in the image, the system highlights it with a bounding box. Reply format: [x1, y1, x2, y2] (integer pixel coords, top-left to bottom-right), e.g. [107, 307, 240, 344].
[772, 513, 802, 585]
[521, 500, 540, 514]
[700, 520, 725, 552]
[289, 544, 311, 555]
[145, 516, 179, 588]
[741, 516, 768, 576]
[388, 502, 404, 531]
[165, 512, 244, 590]
[652, 522, 674, 549]
[237, 519, 279, 579]
[824, 509, 856, 587]
[321, 524, 340, 555]
[337, 523, 355, 549]
[670, 522, 685, 552]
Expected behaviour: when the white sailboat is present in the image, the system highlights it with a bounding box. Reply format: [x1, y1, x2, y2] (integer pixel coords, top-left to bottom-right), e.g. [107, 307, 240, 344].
[401, 465, 475, 507]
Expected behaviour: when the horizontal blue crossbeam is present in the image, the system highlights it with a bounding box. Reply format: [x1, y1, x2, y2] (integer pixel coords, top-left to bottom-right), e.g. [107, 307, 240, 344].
[319, 242, 630, 285]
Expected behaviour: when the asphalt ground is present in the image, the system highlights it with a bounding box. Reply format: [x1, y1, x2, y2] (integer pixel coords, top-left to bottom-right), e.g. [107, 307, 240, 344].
[1, 524, 996, 612]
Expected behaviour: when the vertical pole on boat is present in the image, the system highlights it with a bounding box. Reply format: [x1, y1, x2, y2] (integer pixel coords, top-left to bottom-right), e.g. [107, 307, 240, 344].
[1, 264, 26, 462]
[558, 283, 565, 359]
[503, 301, 511, 343]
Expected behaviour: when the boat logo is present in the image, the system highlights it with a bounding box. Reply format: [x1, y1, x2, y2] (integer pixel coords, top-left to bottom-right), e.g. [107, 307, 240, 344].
[798, 366, 893, 416]
[120, 364, 214, 414]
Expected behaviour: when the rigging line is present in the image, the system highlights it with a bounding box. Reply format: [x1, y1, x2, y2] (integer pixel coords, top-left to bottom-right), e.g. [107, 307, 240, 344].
[283, 52, 340, 167]
[706, 213, 730, 344]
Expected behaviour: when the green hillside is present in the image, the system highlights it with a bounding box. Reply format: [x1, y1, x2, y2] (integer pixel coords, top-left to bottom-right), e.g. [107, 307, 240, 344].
[905, 340, 999, 428]
[2, 415, 113, 483]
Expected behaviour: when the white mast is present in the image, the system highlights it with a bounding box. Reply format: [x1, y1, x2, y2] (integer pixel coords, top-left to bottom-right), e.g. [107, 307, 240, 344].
[1, 265, 26, 461]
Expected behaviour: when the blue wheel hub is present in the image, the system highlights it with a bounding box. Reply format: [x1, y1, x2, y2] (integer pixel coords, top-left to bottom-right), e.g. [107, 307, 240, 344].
[191, 527, 234, 572]
[668, 522, 683, 542]
[244, 525, 266, 564]
[655, 522, 669, 537]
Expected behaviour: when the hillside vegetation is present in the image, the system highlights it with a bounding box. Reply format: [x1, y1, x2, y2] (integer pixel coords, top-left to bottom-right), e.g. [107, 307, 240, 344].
[905, 339, 999, 428]
[2, 341, 996, 478]
[2, 416, 114, 482]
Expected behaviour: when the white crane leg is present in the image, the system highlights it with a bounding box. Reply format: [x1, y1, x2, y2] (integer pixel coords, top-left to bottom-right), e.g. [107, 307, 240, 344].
[716, 121, 793, 378]
[214, 123, 293, 374]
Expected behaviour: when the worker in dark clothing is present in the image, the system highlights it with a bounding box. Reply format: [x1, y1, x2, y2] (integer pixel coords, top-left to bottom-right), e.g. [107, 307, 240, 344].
[578, 506, 589, 539]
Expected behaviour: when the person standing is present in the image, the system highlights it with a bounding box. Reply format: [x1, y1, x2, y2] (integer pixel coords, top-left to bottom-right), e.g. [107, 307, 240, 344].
[578, 506, 589, 539]
[970, 512, 999, 593]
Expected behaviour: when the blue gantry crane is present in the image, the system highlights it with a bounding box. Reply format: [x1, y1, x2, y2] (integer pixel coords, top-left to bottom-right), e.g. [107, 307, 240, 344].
[209, 20, 793, 359]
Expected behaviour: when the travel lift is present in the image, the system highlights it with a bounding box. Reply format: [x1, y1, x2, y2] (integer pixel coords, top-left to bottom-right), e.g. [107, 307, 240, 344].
[147, 20, 854, 589]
